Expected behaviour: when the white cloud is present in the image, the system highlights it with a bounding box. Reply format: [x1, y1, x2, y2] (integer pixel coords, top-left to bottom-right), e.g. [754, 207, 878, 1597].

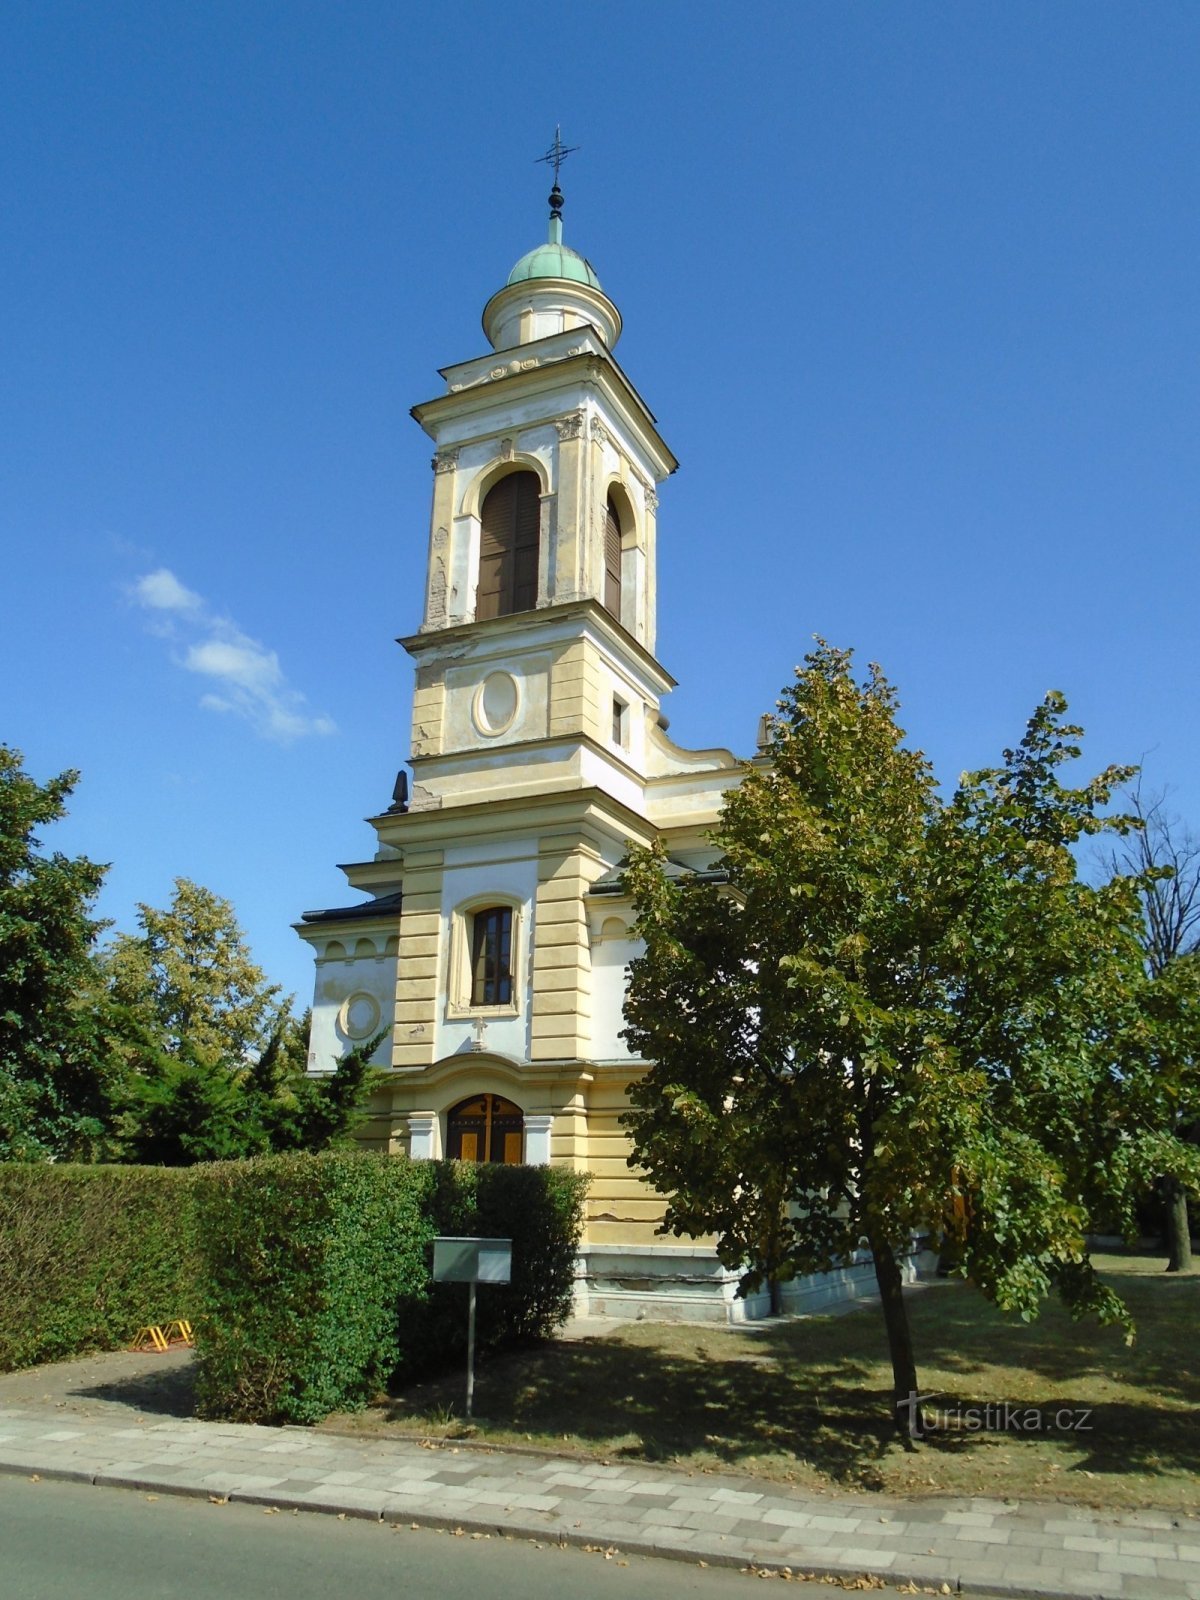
[133, 568, 203, 613]
[130, 567, 336, 743]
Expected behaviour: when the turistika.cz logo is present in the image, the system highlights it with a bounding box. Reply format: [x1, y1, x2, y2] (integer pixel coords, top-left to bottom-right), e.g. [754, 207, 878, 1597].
[899, 1392, 1094, 1438]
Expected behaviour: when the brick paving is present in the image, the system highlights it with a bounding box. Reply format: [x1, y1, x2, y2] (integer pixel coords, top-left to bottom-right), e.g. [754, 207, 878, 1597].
[1, 1383, 1198, 1599]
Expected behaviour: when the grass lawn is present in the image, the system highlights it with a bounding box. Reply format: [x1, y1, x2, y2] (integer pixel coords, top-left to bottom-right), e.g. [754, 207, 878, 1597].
[322, 1252, 1198, 1510]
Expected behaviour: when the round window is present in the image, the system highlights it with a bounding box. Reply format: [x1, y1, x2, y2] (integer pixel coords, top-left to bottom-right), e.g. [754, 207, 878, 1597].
[472, 671, 520, 736]
[338, 991, 382, 1040]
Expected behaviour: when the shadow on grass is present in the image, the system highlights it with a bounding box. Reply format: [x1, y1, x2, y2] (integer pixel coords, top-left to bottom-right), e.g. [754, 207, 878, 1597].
[383, 1332, 898, 1486]
[380, 1264, 1199, 1490]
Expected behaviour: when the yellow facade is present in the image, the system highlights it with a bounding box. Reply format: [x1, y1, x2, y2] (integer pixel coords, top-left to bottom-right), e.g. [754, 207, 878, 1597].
[297, 196, 762, 1315]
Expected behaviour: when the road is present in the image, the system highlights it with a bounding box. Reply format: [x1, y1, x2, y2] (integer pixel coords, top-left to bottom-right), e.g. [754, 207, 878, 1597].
[0, 1474, 787, 1600]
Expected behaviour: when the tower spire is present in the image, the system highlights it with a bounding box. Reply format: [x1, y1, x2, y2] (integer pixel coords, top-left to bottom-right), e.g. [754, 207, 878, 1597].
[535, 125, 579, 243]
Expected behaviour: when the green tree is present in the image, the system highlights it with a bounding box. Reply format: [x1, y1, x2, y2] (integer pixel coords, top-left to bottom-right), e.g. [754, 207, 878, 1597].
[116, 1012, 386, 1166]
[1105, 786, 1200, 1271]
[104, 877, 286, 1067]
[0, 746, 122, 1160]
[621, 644, 1200, 1435]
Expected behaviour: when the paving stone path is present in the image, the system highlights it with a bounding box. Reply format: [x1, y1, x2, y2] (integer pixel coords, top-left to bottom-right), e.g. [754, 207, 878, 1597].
[0, 1358, 1196, 1600]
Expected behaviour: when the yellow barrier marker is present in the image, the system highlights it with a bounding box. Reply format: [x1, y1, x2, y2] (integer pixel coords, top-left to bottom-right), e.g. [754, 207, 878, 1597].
[131, 1321, 194, 1353]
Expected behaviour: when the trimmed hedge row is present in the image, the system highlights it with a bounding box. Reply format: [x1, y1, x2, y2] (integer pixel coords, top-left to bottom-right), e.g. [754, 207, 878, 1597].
[0, 1164, 198, 1371]
[192, 1152, 431, 1424]
[0, 1154, 590, 1425]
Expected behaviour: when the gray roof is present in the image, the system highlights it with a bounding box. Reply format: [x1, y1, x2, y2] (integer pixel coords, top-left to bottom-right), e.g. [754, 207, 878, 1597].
[299, 891, 403, 925]
[587, 858, 728, 897]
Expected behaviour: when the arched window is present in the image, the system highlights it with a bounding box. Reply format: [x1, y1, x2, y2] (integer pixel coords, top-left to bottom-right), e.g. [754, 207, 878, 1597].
[603, 493, 622, 620]
[470, 905, 513, 1006]
[477, 471, 540, 619]
[447, 1094, 524, 1164]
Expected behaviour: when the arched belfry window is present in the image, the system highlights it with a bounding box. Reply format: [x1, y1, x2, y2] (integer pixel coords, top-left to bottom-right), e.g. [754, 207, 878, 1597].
[477, 471, 540, 620]
[447, 1094, 524, 1164]
[604, 494, 622, 620]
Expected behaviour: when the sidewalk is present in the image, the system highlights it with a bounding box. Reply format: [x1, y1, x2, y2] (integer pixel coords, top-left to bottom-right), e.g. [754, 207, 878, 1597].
[0, 1352, 1197, 1600]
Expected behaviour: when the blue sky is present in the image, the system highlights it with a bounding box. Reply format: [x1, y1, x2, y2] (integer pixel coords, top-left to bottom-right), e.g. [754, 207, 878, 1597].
[3, 2, 1198, 1007]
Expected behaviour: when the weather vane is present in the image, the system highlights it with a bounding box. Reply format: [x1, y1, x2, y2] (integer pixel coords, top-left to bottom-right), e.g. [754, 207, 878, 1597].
[536, 125, 579, 219]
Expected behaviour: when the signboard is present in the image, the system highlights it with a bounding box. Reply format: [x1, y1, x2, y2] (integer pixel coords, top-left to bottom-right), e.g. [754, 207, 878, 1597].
[432, 1236, 513, 1286]
[430, 1237, 514, 1418]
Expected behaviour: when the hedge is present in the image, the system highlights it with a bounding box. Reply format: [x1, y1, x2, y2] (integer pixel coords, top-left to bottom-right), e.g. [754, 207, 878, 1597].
[404, 1160, 590, 1380]
[192, 1154, 589, 1421]
[0, 1164, 198, 1371]
[0, 1153, 590, 1425]
[191, 1151, 433, 1424]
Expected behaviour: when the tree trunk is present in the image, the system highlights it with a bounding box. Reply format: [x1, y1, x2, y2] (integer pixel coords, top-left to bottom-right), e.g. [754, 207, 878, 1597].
[868, 1231, 921, 1441]
[1164, 1178, 1193, 1273]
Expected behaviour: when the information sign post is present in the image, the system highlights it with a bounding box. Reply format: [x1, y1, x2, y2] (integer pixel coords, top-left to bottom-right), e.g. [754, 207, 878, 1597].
[431, 1237, 513, 1417]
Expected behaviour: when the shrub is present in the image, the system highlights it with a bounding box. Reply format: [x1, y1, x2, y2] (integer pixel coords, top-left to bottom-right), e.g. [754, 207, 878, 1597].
[1, 1153, 590, 1424]
[400, 1162, 589, 1379]
[191, 1150, 433, 1425]
[0, 1164, 198, 1371]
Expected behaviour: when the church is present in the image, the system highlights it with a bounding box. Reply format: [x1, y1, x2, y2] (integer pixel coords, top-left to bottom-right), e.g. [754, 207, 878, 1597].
[296, 167, 879, 1322]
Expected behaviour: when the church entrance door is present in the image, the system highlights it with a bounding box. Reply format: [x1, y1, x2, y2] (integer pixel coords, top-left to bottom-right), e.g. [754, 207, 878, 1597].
[446, 1094, 524, 1164]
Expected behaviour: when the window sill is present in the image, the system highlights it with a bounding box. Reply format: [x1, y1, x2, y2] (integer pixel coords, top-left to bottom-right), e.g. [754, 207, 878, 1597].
[445, 1002, 522, 1022]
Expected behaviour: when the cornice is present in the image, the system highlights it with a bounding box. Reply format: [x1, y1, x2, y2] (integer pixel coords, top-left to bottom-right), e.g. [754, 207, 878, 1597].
[411, 351, 678, 480]
[368, 784, 659, 853]
[398, 598, 677, 694]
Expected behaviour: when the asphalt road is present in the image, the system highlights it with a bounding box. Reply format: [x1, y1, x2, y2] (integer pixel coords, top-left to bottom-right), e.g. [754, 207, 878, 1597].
[0, 1474, 777, 1600]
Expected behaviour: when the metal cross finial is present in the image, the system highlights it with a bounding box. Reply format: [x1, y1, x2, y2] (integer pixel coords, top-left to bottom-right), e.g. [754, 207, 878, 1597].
[536, 125, 579, 186]
[536, 125, 579, 220]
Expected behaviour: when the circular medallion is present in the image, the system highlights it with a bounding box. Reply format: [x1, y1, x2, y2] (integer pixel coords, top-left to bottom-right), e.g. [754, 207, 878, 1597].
[338, 991, 382, 1041]
[472, 671, 520, 736]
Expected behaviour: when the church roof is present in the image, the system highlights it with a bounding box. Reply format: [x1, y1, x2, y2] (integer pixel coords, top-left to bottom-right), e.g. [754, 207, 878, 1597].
[588, 859, 729, 897]
[299, 890, 403, 925]
[506, 240, 601, 290]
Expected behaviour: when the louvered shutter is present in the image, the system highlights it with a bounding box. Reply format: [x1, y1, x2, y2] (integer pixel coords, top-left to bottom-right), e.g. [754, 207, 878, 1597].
[604, 496, 622, 619]
[478, 472, 540, 619]
[510, 474, 541, 614]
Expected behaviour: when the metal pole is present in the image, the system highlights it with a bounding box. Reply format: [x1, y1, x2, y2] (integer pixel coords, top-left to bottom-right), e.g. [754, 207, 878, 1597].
[465, 1282, 477, 1418]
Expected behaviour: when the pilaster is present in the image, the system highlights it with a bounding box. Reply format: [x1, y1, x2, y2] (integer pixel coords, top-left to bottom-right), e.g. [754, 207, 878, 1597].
[390, 848, 444, 1069]
[552, 418, 587, 601]
[529, 834, 601, 1061]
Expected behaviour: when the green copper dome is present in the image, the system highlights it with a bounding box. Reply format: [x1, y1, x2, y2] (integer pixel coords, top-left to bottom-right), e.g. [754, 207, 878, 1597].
[507, 240, 601, 290]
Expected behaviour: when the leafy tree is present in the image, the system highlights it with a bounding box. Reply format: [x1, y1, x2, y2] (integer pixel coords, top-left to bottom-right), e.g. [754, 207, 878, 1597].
[104, 877, 286, 1067]
[105, 881, 387, 1163]
[1106, 786, 1200, 1271]
[0, 746, 122, 1160]
[622, 644, 1200, 1435]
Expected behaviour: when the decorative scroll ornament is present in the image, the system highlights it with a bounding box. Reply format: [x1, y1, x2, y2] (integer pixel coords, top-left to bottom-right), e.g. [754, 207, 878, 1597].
[555, 409, 586, 441]
[645, 487, 659, 513]
[432, 448, 459, 474]
[590, 417, 610, 447]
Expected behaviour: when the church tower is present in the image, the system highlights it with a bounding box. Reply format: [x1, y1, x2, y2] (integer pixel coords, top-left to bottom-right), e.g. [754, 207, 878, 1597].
[404, 177, 676, 819]
[298, 158, 754, 1318]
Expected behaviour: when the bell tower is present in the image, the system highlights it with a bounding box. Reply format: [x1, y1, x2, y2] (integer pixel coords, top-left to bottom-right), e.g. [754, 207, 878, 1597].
[401, 164, 677, 816]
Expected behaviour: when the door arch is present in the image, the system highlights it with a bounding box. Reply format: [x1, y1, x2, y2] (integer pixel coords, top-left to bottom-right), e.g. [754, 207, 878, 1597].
[446, 1093, 524, 1164]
